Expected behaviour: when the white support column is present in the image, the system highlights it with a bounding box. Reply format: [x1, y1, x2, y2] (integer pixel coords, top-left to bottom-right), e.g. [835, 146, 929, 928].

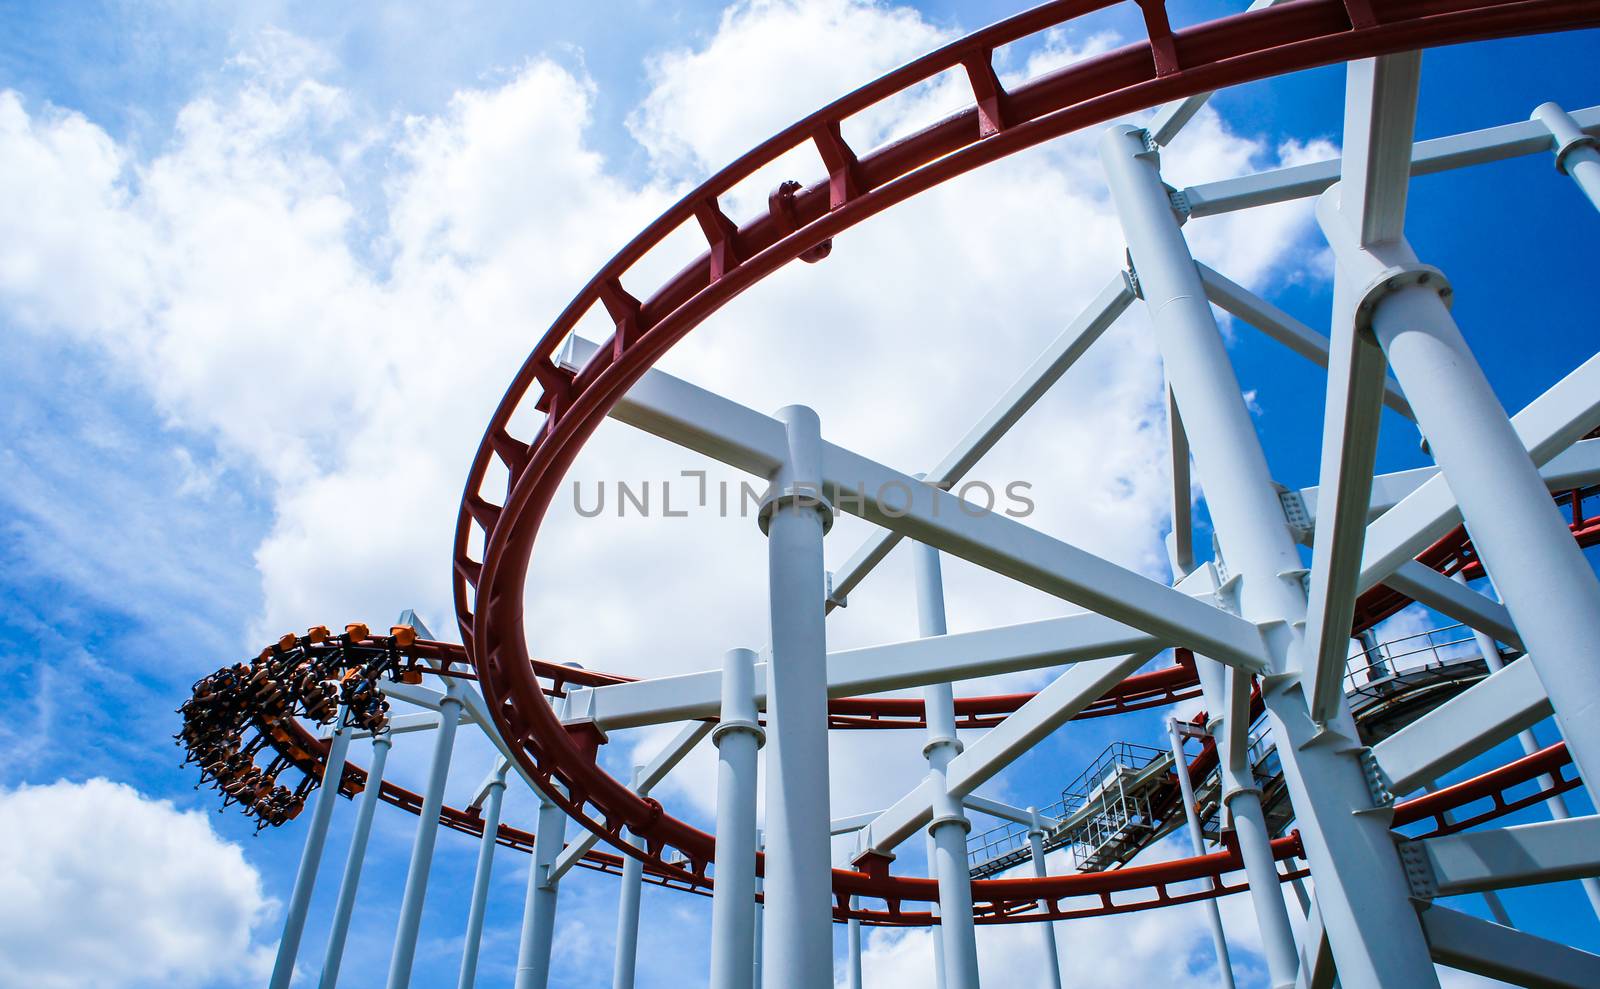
[914, 541, 981, 989]
[385, 686, 464, 989]
[846, 895, 863, 989]
[1102, 121, 1440, 988]
[319, 732, 391, 989]
[1459, 574, 1600, 923]
[927, 831, 948, 989]
[1533, 102, 1600, 211]
[515, 779, 570, 989]
[270, 716, 353, 989]
[711, 648, 764, 989]
[759, 405, 835, 989]
[613, 768, 646, 989]
[1165, 722, 1236, 989]
[1024, 809, 1064, 989]
[1167, 384, 1196, 576]
[1195, 660, 1298, 989]
[753, 832, 765, 989]
[1318, 173, 1600, 811]
[458, 762, 508, 989]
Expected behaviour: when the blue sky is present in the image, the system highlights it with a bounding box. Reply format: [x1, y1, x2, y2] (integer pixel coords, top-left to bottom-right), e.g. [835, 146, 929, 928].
[2, 2, 1598, 987]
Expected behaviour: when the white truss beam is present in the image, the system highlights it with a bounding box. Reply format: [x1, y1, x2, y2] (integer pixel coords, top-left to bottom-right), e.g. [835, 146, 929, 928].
[1297, 438, 1600, 538]
[852, 651, 1154, 859]
[1423, 904, 1600, 989]
[1196, 262, 1413, 419]
[1383, 561, 1524, 650]
[1413, 816, 1600, 896]
[566, 607, 1172, 730]
[1371, 656, 1551, 797]
[963, 793, 1058, 830]
[565, 336, 1267, 672]
[1181, 105, 1600, 218]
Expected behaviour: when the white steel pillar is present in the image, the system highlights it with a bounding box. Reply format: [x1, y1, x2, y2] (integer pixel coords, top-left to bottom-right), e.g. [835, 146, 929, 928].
[515, 780, 569, 989]
[846, 896, 864, 989]
[458, 762, 508, 989]
[1317, 179, 1600, 808]
[926, 832, 948, 989]
[385, 686, 464, 989]
[710, 647, 763, 989]
[270, 715, 353, 989]
[758, 405, 835, 989]
[612, 769, 647, 989]
[753, 832, 765, 989]
[319, 732, 392, 989]
[1164, 721, 1236, 989]
[1103, 122, 1440, 988]
[914, 541, 982, 989]
[1194, 659, 1298, 989]
[1533, 102, 1600, 211]
[1024, 810, 1064, 989]
[1457, 573, 1600, 923]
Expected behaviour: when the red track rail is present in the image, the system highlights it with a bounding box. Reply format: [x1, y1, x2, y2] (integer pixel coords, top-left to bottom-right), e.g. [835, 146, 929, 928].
[426, 0, 1600, 924]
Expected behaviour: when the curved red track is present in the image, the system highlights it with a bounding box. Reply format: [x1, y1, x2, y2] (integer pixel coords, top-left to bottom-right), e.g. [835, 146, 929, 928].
[421, 0, 1600, 924]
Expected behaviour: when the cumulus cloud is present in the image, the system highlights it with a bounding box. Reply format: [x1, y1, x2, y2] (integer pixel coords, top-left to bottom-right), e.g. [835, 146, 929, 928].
[0, 778, 274, 989]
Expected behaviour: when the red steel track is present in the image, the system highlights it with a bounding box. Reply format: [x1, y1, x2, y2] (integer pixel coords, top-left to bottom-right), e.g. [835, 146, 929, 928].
[221, 0, 1600, 925]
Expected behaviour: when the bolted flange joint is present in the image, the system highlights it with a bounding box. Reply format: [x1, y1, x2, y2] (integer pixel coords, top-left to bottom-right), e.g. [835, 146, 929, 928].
[1351, 262, 1453, 335]
[921, 734, 965, 760]
[1531, 101, 1599, 176]
[757, 404, 836, 535]
[926, 813, 973, 836]
[756, 482, 835, 535]
[712, 718, 766, 749]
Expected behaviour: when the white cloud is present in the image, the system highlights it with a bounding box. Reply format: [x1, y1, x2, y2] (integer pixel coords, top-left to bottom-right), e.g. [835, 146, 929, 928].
[0, 778, 274, 989]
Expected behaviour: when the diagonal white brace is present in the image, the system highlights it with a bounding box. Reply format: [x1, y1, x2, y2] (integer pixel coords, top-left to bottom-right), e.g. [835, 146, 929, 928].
[1371, 655, 1550, 797]
[567, 607, 1173, 730]
[565, 334, 1267, 671]
[852, 651, 1154, 859]
[1383, 561, 1523, 650]
[1196, 261, 1413, 419]
[1422, 903, 1600, 989]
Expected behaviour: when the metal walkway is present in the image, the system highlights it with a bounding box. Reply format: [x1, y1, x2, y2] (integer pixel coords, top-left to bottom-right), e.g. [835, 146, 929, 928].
[968, 624, 1504, 879]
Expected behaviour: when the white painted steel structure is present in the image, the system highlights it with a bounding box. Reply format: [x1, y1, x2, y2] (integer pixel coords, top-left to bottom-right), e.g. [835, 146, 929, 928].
[250, 39, 1600, 989]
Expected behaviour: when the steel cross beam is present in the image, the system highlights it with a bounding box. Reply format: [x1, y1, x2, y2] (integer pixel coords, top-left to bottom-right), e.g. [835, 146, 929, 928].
[1180, 105, 1600, 218]
[1297, 438, 1600, 530]
[1421, 904, 1600, 989]
[1411, 816, 1600, 896]
[962, 793, 1059, 831]
[852, 651, 1155, 859]
[1196, 262, 1413, 419]
[1371, 655, 1551, 797]
[1382, 561, 1523, 650]
[561, 335, 1266, 672]
[563, 606, 1186, 731]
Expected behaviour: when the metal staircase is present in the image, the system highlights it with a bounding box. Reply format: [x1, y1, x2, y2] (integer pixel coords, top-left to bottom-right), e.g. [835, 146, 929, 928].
[967, 623, 1507, 880]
